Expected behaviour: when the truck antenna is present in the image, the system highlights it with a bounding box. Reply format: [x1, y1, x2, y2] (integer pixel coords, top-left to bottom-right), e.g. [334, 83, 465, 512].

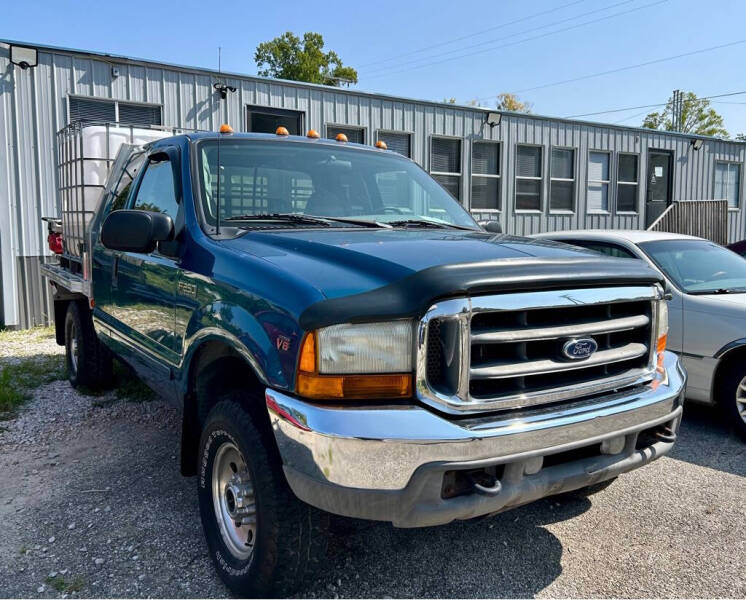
[215, 46, 222, 235]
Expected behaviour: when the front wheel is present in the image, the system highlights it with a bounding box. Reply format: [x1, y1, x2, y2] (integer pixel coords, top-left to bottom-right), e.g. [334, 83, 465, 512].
[198, 397, 328, 597]
[721, 365, 746, 441]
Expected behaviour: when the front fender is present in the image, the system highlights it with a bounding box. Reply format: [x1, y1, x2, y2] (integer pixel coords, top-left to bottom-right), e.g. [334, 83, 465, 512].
[179, 301, 301, 395]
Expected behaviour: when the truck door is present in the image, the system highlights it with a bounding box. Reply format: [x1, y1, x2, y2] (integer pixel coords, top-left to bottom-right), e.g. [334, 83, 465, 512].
[112, 150, 182, 394]
[91, 147, 146, 319]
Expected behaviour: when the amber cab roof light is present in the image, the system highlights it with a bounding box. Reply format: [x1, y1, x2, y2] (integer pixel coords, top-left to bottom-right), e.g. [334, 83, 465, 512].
[219, 123, 233, 134]
[375, 140, 387, 150]
[306, 129, 320, 139]
[276, 126, 289, 136]
[335, 133, 348, 143]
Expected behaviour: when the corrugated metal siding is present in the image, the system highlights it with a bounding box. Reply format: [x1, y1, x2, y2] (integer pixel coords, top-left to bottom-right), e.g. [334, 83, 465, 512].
[1, 42, 745, 328]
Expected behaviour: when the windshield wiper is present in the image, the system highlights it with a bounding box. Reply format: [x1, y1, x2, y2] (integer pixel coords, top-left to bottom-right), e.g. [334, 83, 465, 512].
[223, 213, 331, 226]
[689, 287, 746, 295]
[308, 215, 392, 228]
[387, 219, 475, 231]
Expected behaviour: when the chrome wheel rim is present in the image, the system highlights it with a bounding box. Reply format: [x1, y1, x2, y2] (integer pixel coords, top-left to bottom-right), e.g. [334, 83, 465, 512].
[69, 323, 79, 375]
[211, 441, 257, 561]
[736, 376, 746, 426]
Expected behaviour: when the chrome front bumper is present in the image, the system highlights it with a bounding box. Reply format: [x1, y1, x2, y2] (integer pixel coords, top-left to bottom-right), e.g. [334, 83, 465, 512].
[266, 351, 686, 527]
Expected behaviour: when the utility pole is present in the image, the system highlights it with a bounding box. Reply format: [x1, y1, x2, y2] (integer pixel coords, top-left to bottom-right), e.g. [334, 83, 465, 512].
[671, 89, 683, 132]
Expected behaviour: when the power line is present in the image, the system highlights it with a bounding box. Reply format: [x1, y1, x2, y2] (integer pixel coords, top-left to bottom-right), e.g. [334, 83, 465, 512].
[564, 90, 746, 119]
[363, 0, 667, 80]
[363, 0, 633, 76]
[504, 38, 746, 96]
[358, 0, 588, 69]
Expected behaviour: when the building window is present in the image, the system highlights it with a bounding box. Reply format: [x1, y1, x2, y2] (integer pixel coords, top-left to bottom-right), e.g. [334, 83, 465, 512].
[715, 161, 741, 209]
[550, 148, 575, 211]
[247, 106, 304, 135]
[430, 137, 462, 201]
[588, 151, 611, 212]
[377, 131, 411, 157]
[68, 97, 162, 127]
[326, 125, 365, 144]
[471, 142, 500, 210]
[617, 154, 639, 212]
[515, 145, 543, 211]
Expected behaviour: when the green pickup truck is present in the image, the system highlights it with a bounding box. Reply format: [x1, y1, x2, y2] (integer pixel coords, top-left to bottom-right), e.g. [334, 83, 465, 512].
[42, 122, 686, 596]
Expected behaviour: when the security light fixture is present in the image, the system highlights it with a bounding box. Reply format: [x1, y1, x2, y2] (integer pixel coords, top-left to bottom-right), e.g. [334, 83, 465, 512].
[691, 138, 704, 151]
[213, 82, 236, 99]
[486, 111, 502, 128]
[9, 45, 38, 70]
[111, 66, 120, 78]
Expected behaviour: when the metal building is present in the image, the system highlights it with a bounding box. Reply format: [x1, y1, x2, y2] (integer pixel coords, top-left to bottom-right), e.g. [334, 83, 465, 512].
[2, 39, 745, 328]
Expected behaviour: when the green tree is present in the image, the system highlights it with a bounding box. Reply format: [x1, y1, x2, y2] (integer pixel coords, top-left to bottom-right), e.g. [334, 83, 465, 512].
[642, 91, 728, 137]
[254, 32, 358, 86]
[442, 97, 456, 104]
[496, 92, 532, 113]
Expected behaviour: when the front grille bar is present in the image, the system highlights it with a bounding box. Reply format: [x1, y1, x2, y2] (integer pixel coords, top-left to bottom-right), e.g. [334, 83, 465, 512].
[416, 285, 662, 415]
[471, 314, 650, 344]
[471, 342, 648, 379]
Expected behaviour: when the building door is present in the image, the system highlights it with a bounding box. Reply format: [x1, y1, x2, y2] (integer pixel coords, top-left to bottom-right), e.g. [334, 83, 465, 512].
[246, 106, 304, 134]
[645, 150, 673, 226]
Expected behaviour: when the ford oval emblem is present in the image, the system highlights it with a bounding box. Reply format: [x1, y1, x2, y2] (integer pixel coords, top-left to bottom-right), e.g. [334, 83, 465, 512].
[561, 337, 598, 361]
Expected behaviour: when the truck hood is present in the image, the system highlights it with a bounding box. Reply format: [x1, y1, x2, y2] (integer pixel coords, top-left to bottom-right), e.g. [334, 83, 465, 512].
[223, 229, 664, 328]
[224, 229, 593, 294]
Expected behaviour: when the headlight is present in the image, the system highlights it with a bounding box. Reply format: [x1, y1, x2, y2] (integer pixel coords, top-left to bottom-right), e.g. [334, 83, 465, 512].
[296, 321, 413, 400]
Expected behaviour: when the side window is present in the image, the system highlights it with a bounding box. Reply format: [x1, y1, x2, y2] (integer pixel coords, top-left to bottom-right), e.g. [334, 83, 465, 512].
[569, 239, 638, 259]
[109, 152, 146, 213]
[132, 158, 179, 219]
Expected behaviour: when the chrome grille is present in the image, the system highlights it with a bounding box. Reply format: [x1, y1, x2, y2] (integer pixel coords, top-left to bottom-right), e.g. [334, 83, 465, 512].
[416, 286, 661, 414]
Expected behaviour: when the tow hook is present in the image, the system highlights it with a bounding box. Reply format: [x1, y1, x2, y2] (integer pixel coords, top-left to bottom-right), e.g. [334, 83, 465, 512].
[467, 472, 503, 496]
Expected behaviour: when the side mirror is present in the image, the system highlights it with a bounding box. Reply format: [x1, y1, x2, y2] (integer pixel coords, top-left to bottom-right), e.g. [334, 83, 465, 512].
[479, 220, 502, 234]
[101, 210, 174, 254]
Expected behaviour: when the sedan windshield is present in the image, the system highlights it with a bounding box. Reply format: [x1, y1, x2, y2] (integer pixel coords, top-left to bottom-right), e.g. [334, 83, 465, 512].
[639, 239, 746, 294]
[197, 139, 479, 230]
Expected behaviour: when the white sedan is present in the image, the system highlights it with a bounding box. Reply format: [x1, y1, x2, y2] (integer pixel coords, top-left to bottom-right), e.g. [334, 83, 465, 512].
[533, 229, 746, 440]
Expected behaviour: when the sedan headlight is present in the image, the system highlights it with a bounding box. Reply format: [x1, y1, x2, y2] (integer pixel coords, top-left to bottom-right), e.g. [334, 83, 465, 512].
[297, 321, 413, 399]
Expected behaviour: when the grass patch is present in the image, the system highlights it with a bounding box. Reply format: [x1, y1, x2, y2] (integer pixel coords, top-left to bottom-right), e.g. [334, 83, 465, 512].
[0, 354, 66, 417]
[81, 360, 156, 404]
[45, 575, 85, 593]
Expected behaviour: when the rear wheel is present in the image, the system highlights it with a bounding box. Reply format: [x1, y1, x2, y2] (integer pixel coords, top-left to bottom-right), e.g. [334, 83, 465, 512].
[198, 397, 328, 597]
[721, 365, 746, 441]
[64, 301, 112, 389]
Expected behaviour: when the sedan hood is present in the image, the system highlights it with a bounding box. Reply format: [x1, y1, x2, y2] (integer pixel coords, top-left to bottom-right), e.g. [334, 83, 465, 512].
[222, 228, 664, 327]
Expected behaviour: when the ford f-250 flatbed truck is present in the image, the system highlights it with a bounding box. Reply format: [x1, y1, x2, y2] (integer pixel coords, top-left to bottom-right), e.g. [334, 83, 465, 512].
[42, 122, 686, 597]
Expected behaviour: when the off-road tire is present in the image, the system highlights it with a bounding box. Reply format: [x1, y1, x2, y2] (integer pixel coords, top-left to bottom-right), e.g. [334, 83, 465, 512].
[198, 397, 328, 597]
[564, 477, 617, 499]
[64, 301, 113, 389]
[719, 364, 746, 441]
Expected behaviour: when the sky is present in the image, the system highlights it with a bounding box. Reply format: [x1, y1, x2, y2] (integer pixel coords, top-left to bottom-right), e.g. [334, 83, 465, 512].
[4, 0, 746, 135]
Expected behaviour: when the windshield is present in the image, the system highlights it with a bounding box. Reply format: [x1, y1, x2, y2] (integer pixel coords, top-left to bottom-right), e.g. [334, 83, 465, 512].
[197, 139, 478, 230]
[639, 239, 746, 294]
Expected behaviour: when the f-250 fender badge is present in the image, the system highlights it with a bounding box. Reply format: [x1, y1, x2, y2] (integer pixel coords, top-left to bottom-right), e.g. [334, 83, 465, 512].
[561, 337, 598, 360]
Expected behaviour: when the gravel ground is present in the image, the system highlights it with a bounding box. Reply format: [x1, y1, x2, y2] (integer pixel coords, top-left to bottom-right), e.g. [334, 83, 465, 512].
[0, 332, 745, 598]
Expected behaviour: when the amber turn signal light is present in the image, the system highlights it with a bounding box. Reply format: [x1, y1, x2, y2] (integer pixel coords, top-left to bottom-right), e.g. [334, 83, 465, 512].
[219, 123, 233, 134]
[276, 126, 289, 136]
[296, 331, 412, 399]
[375, 140, 387, 149]
[335, 133, 348, 142]
[297, 373, 412, 400]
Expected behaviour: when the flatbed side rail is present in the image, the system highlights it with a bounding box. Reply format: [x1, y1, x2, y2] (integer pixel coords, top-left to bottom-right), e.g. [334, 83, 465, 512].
[40, 262, 89, 297]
